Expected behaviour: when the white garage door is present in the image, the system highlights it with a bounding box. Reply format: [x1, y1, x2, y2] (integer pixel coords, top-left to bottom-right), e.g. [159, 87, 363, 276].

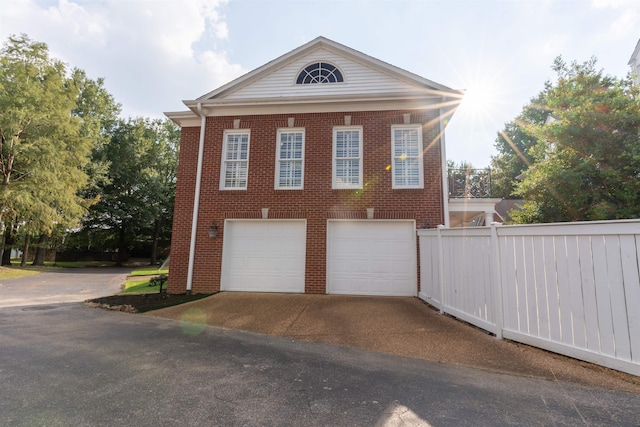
[327, 221, 417, 296]
[221, 220, 306, 293]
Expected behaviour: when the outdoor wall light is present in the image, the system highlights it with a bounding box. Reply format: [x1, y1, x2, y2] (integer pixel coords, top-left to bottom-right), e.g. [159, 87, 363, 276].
[208, 222, 218, 238]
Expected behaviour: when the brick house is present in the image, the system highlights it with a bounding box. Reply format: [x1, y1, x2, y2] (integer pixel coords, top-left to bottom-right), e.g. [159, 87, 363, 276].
[165, 37, 462, 296]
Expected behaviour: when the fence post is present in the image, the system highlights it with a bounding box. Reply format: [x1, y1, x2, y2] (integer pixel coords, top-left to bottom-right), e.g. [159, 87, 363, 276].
[437, 224, 446, 314]
[490, 222, 504, 339]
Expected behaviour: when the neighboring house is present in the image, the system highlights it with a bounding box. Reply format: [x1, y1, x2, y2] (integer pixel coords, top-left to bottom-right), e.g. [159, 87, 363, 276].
[630, 38, 640, 85]
[493, 199, 523, 224]
[165, 37, 463, 296]
[446, 167, 501, 227]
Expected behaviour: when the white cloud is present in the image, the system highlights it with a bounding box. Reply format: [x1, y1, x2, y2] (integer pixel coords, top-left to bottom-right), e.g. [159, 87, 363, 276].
[47, 0, 109, 43]
[591, 0, 640, 42]
[591, 0, 635, 8]
[527, 35, 570, 67]
[198, 50, 245, 86]
[600, 9, 640, 41]
[0, 0, 246, 118]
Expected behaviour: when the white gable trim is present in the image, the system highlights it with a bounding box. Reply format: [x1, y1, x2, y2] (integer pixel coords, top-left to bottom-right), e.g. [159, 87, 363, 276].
[167, 37, 464, 126]
[196, 37, 462, 101]
[629, 38, 640, 66]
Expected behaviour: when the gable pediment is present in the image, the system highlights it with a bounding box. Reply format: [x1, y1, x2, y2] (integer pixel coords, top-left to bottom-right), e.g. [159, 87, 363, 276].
[171, 37, 462, 122]
[205, 46, 437, 102]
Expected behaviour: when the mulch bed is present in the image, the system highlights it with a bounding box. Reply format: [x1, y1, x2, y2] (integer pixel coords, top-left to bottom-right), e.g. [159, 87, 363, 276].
[86, 293, 212, 313]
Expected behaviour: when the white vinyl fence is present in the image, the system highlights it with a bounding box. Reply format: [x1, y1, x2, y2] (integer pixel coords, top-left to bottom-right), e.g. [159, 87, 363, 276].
[418, 220, 640, 376]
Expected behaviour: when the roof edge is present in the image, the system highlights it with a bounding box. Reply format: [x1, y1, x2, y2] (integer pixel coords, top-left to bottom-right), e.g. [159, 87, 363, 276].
[165, 110, 200, 127]
[194, 36, 462, 102]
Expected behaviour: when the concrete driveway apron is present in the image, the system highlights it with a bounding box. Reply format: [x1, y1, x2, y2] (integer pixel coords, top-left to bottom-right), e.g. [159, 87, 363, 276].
[147, 292, 640, 394]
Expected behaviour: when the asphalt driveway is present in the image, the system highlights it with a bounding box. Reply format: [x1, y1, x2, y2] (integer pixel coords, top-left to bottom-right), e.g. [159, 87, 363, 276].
[1, 272, 638, 424]
[1, 302, 639, 426]
[0, 267, 129, 308]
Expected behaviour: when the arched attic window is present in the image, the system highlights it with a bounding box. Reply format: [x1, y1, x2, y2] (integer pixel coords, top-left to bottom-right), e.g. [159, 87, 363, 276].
[296, 62, 344, 84]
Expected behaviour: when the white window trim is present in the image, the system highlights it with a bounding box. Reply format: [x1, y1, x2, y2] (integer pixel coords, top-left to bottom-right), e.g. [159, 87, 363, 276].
[391, 124, 424, 189]
[332, 126, 363, 190]
[220, 129, 250, 190]
[275, 128, 305, 190]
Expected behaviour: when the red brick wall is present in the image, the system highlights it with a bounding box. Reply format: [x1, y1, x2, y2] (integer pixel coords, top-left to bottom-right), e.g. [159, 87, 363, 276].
[168, 109, 444, 294]
[167, 126, 200, 293]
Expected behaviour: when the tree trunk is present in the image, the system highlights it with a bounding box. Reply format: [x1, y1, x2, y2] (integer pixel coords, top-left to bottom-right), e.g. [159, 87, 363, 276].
[1, 225, 14, 266]
[150, 218, 160, 265]
[20, 234, 30, 267]
[116, 223, 127, 266]
[32, 234, 48, 266]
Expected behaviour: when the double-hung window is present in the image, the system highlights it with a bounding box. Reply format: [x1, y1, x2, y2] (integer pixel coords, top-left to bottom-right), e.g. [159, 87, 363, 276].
[220, 130, 250, 190]
[333, 126, 363, 189]
[391, 125, 423, 189]
[275, 129, 305, 189]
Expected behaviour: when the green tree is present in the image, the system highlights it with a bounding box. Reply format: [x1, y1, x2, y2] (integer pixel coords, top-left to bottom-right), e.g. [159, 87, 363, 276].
[84, 118, 179, 265]
[489, 101, 542, 199]
[508, 57, 640, 223]
[29, 69, 120, 266]
[0, 34, 120, 265]
[144, 119, 179, 265]
[0, 34, 112, 264]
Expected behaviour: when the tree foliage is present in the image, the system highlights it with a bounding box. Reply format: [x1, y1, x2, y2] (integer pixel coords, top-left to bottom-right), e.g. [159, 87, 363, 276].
[489, 99, 542, 198]
[491, 57, 640, 223]
[83, 118, 179, 264]
[0, 34, 120, 264]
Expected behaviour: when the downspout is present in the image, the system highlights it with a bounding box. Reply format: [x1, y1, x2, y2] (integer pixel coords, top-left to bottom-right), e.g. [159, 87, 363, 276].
[186, 102, 206, 294]
[439, 105, 450, 227]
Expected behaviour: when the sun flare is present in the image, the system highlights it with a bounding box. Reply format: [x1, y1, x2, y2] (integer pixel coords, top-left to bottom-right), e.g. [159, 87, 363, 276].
[459, 77, 503, 121]
[463, 85, 496, 113]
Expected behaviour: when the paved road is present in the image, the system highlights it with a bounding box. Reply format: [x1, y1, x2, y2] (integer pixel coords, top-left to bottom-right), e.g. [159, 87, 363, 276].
[1, 303, 638, 426]
[0, 267, 130, 308]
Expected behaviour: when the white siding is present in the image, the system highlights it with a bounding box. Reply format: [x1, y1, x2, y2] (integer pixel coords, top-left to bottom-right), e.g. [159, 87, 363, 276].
[222, 48, 423, 100]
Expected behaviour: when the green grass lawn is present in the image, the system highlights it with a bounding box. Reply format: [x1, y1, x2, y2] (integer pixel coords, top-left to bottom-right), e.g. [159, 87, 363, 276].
[128, 268, 169, 277]
[123, 278, 166, 294]
[0, 267, 40, 280]
[124, 279, 154, 294]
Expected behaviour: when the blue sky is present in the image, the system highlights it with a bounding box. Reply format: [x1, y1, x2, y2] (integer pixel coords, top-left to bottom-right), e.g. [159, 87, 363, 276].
[1, 0, 639, 167]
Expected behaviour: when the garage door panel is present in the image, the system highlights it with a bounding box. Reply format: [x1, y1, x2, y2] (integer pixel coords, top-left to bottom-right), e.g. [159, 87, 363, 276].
[372, 260, 392, 274]
[330, 278, 353, 294]
[327, 221, 416, 296]
[276, 240, 306, 253]
[222, 220, 306, 293]
[392, 259, 416, 273]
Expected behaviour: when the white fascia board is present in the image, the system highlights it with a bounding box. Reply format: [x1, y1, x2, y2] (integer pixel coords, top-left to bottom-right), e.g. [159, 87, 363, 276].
[185, 95, 450, 117]
[196, 36, 464, 102]
[164, 110, 201, 127]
